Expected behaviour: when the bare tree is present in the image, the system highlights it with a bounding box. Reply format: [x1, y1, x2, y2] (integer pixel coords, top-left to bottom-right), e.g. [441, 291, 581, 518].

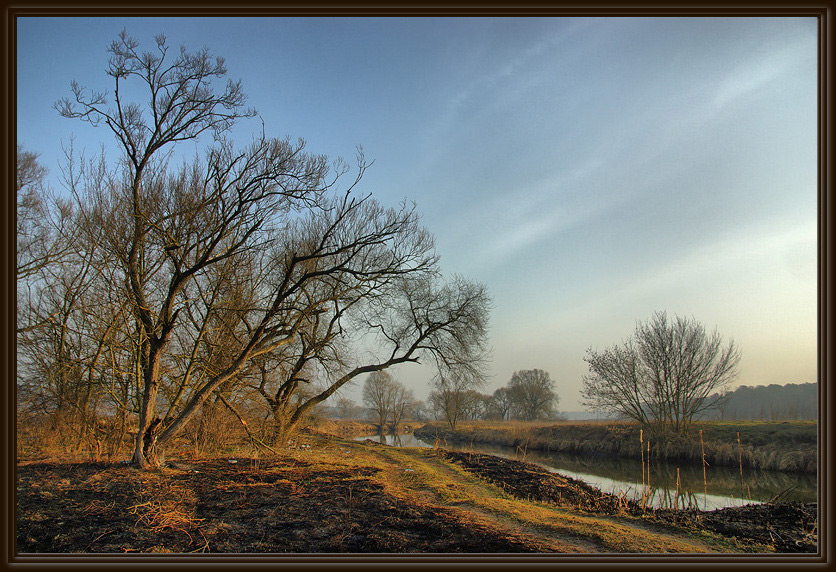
[388, 382, 415, 432]
[48, 31, 492, 468]
[363, 371, 395, 431]
[507, 369, 559, 422]
[16, 146, 74, 284]
[335, 396, 358, 420]
[411, 400, 429, 421]
[55, 31, 279, 467]
[486, 387, 513, 420]
[16, 146, 78, 339]
[428, 391, 444, 421]
[581, 311, 740, 438]
[248, 269, 490, 442]
[16, 146, 126, 451]
[432, 369, 486, 430]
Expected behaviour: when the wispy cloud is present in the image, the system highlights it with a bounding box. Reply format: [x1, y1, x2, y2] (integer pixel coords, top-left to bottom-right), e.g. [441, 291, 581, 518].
[711, 45, 801, 110]
[449, 157, 611, 272]
[429, 23, 589, 143]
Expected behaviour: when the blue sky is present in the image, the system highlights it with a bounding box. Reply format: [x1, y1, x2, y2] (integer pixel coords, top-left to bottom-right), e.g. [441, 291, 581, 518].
[17, 17, 819, 410]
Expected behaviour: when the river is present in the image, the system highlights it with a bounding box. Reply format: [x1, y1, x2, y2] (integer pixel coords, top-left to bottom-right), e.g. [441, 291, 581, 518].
[355, 432, 817, 511]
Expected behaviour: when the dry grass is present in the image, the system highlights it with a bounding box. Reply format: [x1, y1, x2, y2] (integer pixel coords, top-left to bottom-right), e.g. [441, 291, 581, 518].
[342, 443, 744, 553]
[127, 475, 208, 550]
[416, 420, 817, 473]
[17, 428, 810, 554]
[17, 432, 795, 554]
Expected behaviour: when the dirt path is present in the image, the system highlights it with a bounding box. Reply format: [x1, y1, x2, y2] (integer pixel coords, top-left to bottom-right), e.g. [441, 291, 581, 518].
[359, 444, 588, 552]
[16, 436, 792, 554]
[438, 448, 815, 553]
[356, 444, 734, 553]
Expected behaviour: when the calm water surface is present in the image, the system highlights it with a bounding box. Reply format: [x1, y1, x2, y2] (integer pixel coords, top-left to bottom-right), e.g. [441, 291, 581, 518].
[355, 432, 817, 511]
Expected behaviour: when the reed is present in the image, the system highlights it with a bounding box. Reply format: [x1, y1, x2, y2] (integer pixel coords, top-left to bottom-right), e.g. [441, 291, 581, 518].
[647, 440, 651, 477]
[700, 429, 707, 510]
[674, 468, 681, 511]
[515, 438, 529, 462]
[640, 429, 645, 489]
[737, 431, 743, 499]
[413, 420, 816, 473]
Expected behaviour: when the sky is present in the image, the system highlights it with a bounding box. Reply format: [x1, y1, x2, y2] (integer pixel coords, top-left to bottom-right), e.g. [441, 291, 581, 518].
[16, 16, 819, 411]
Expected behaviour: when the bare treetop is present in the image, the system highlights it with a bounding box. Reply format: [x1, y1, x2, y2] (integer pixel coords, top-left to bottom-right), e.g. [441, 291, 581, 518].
[55, 29, 256, 170]
[582, 311, 740, 438]
[38, 30, 492, 469]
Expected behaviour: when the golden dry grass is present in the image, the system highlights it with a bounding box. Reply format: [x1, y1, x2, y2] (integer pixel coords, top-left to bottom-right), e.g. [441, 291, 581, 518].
[416, 420, 817, 473]
[330, 441, 748, 553]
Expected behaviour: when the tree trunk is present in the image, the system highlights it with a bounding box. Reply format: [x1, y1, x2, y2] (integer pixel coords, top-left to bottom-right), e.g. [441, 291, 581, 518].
[132, 340, 163, 468]
[141, 417, 164, 467]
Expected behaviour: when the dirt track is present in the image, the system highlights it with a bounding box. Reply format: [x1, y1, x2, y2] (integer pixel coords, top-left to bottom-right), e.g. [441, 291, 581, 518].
[441, 449, 818, 553]
[15, 437, 816, 555]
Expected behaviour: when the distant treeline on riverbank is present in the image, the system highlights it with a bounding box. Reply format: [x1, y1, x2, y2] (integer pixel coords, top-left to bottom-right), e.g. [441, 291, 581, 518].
[414, 420, 817, 474]
[702, 382, 817, 421]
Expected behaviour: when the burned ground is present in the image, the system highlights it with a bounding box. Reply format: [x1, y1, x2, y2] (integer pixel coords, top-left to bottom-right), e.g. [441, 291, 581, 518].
[16, 457, 550, 554]
[15, 437, 816, 555]
[441, 449, 817, 553]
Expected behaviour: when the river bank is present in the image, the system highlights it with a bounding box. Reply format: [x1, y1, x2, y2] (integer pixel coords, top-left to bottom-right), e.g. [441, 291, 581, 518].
[440, 449, 817, 553]
[415, 420, 817, 473]
[16, 430, 816, 555]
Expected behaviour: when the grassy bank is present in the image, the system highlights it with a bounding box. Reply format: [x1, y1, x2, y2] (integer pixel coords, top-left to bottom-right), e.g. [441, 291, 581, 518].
[18, 431, 793, 554]
[414, 420, 817, 473]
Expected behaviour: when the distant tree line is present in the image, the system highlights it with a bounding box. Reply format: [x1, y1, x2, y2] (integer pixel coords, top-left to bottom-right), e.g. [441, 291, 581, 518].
[341, 369, 562, 430]
[388, 369, 561, 429]
[702, 382, 817, 421]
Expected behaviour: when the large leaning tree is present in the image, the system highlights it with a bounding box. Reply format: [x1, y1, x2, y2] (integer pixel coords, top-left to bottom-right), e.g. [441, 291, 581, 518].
[51, 31, 490, 468]
[581, 311, 740, 438]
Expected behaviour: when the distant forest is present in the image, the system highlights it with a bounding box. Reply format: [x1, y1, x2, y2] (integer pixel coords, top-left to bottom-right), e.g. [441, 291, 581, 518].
[701, 382, 818, 421]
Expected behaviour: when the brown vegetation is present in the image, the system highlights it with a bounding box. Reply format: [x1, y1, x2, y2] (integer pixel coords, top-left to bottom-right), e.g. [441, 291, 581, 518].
[415, 420, 817, 473]
[16, 429, 816, 555]
[17, 458, 541, 553]
[441, 449, 816, 553]
[19, 30, 492, 472]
